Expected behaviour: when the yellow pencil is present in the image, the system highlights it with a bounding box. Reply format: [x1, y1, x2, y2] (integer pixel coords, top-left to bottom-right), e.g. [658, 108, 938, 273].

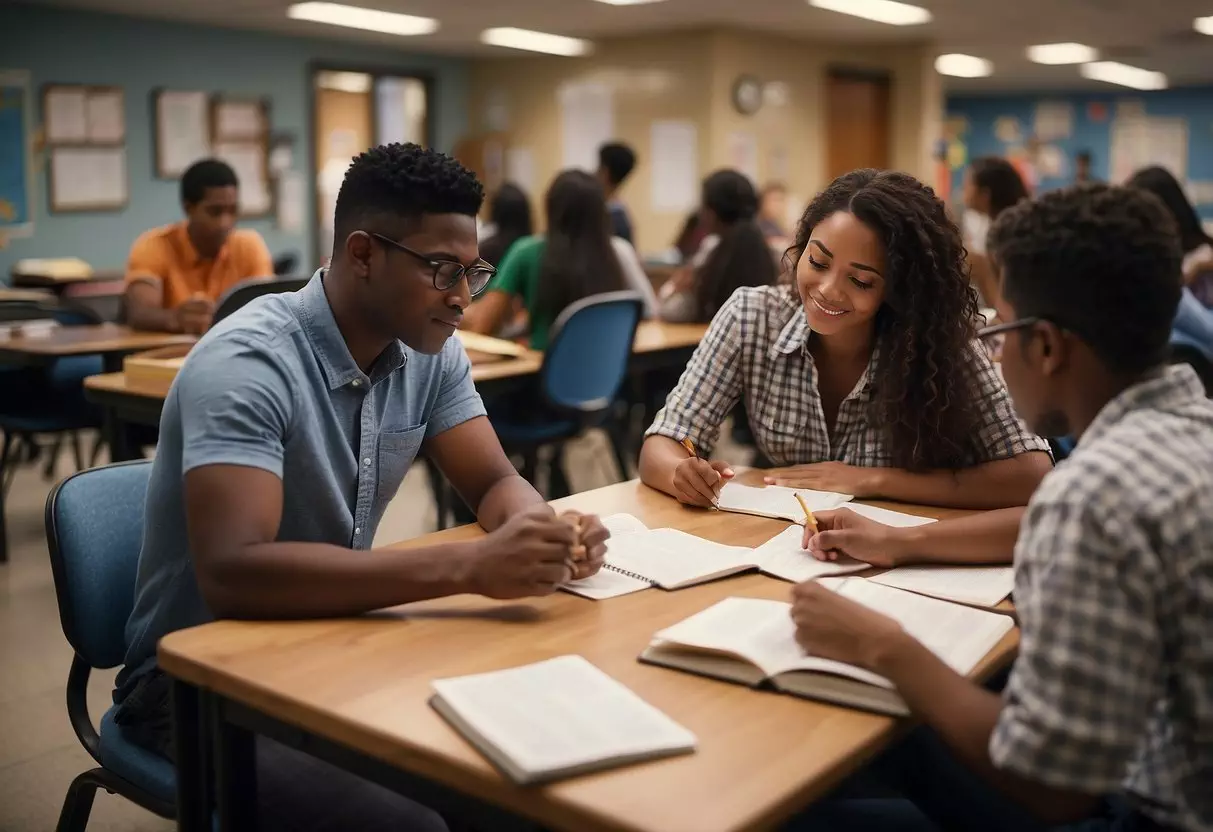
[794, 492, 818, 535]
[679, 437, 699, 458]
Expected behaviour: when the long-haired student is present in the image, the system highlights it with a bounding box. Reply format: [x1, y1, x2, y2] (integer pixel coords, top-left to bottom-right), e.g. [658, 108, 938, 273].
[639, 169, 1051, 510]
[464, 169, 657, 348]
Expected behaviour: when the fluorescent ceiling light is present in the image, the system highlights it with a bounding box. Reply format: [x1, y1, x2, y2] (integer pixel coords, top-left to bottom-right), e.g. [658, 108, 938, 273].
[1026, 42, 1098, 64]
[935, 53, 993, 78]
[316, 70, 372, 93]
[1080, 61, 1167, 90]
[808, 0, 931, 26]
[480, 27, 592, 56]
[286, 2, 437, 36]
[1196, 16, 1213, 35]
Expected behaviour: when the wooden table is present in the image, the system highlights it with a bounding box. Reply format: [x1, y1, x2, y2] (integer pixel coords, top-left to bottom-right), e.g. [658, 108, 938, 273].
[160, 478, 1018, 832]
[0, 323, 194, 371]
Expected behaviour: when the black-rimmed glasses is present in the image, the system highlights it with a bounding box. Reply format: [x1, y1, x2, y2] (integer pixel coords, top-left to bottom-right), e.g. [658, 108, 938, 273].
[976, 317, 1042, 341]
[369, 232, 497, 296]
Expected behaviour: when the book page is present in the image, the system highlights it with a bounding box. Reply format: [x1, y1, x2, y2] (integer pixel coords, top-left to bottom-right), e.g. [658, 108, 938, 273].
[868, 565, 1014, 607]
[650, 597, 891, 686]
[717, 483, 852, 522]
[601, 513, 650, 537]
[606, 528, 757, 589]
[432, 656, 695, 777]
[843, 504, 937, 528]
[834, 579, 1015, 675]
[563, 566, 651, 600]
[753, 525, 870, 583]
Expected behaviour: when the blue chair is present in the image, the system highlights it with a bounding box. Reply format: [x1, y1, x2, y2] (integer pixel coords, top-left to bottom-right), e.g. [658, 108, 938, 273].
[44, 460, 176, 831]
[212, 276, 308, 326]
[1, 300, 105, 561]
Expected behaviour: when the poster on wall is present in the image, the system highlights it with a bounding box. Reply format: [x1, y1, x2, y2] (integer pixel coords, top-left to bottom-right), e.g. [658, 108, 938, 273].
[0, 69, 34, 241]
[1033, 101, 1074, 141]
[1087, 101, 1109, 123]
[1036, 144, 1066, 179]
[994, 116, 1022, 144]
[650, 120, 698, 213]
[727, 131, 760, 186]
[558, 80, 614, 173]
[1109, 116, 1187, 183]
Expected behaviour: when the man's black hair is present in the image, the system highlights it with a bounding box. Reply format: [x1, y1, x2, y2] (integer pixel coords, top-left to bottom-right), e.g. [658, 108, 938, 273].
[332, 143, 484, 253]
[988, 182, 1182, 376]
[180, 159, 238, 205]
[597, 142, 637, 187]
[1075, 149, 1092, 164]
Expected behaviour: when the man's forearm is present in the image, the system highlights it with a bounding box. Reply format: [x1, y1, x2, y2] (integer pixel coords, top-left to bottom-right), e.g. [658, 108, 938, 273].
[890, 507, 1023, 565]
[127, 301, 179, 332]
[475, 473, 547, 531]
[869, 452, 1050, 510]
[199, 539, 481, 620]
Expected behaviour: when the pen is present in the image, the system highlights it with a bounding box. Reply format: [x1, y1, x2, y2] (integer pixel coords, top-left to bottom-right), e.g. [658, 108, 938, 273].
[794, 492, 819, 535]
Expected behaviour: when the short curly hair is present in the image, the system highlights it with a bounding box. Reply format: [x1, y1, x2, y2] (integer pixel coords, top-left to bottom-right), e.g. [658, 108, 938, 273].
[789, 169, 984, 471]
[989, 183, 1182, 375]
[333, 143, 484, 255]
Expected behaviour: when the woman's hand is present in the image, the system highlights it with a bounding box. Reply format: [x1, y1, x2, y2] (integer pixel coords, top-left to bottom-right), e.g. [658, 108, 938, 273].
[802, 509, 906, 567]
[763, 462, 881, 497]
[672, 458, 735, 507]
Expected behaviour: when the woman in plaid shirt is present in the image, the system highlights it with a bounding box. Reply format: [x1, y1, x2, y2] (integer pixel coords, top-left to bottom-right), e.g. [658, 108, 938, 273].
[640, 169, 1052, 513]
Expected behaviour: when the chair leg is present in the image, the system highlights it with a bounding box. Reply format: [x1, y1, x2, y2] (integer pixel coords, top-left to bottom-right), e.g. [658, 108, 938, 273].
[549, 446, 572, 499]
[71, 431, 85, 472]
[43, 436, 61, 480]
[88, 433, 104, 468]
[604, 422, 634, 482]
[55, 770, 99, 832]
[0, 431, 12, 564]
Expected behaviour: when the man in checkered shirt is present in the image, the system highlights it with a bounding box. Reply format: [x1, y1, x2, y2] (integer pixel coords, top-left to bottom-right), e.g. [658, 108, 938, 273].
[788, 183, 1213, 831]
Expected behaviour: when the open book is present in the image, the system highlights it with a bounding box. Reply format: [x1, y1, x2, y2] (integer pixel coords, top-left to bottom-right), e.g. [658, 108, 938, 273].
[869, 565, 1014, 608]
[640, 582, 1015, 716]
[716, 483, 852, 523]
[430, 655, 696, 784]
[564, 517, 868, 600]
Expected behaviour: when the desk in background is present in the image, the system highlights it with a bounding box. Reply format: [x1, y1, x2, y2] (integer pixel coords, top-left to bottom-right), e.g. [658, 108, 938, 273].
[161, 476, 1017, 832]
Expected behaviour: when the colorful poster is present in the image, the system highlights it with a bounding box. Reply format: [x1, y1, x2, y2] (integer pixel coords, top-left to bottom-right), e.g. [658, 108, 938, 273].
[0, 69, 33, 240]
[994, 116, 1022, 144]
[1033, 101, 1074, 141]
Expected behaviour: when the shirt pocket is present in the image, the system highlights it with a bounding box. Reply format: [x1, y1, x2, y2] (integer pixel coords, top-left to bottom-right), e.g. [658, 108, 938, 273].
[373, 424, 427, 523]
[750, 390, 812, 467]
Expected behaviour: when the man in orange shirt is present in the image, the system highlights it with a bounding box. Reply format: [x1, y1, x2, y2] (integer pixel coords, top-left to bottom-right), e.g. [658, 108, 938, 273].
[125, 159, 273, 333]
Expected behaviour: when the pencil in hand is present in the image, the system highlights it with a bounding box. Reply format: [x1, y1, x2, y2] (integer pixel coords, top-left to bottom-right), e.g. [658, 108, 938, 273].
[794, 492, 819, 535]
[679, 437, 700, 458]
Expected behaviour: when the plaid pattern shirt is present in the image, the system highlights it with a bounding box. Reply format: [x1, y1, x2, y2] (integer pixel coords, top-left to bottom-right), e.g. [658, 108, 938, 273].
[645, 285, 1049, 467]
[991, 365, 1213, 832]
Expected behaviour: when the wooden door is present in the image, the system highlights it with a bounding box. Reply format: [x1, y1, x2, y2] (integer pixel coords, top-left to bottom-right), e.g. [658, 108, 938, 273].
[313, 75, 373, 265]
[825, 72, 891, 180]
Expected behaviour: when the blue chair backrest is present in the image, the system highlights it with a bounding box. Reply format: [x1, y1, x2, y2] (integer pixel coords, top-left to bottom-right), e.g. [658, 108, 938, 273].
[213, 276, 309, 326]
[540, 291, 644, 413]
[45, 461, 152, 670]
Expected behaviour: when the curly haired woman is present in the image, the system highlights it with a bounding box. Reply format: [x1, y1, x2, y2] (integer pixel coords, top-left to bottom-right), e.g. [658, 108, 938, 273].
[639, 169, 1052, 511]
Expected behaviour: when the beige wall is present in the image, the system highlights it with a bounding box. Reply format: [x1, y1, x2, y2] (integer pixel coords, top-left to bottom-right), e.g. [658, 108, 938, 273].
[467, 30, 941, 255]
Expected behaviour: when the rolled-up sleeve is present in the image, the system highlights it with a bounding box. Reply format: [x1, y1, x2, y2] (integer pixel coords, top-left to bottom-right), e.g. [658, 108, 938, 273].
[644, 291, 745, 456]
[966, 342, 1052, 462]
[425, 336, 487, 440]
[177, 337, 296, 477]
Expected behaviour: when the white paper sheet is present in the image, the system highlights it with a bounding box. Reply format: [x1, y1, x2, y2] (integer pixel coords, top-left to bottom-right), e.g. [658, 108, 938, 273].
[432, 656, 696, 779]
[717, 483, 853, 522]
[869, 565, 1014, 607]
[558, 81, 614, 173]
[841, 504, 937, 528]
[751, 525, 869, 584]
[45, 88, 88, 143]
[49, 147, 127, 209]
[157, 91, 211, 177]
[1110, 116, 1188, 183]
[650, 120, 698, 213]
[215, 101, 264, 140]
[86, 90, 125, 143]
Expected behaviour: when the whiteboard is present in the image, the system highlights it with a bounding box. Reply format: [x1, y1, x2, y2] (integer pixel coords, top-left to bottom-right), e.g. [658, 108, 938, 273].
[1109, 116, 1188, 184]
[558, 81, 613, 173]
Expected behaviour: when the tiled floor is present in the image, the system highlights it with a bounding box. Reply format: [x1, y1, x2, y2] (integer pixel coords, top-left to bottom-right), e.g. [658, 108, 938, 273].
[0, 427, 748, 831]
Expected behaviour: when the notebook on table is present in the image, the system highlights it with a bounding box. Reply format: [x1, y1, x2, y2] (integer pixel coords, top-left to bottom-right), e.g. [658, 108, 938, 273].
[430, 655, 697, 785]
[639, 581, 1016, 717]
[715, 483, 852, 523]
[868, 565, 1015, 607]
[564, 517, 868, 600]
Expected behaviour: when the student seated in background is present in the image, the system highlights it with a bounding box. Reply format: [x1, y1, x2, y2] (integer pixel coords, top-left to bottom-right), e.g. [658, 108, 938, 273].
[1127, 167, 1213, 305]
[464, 169, 658, 349]
[124, 158, 273, 334]
[961, 157, 1029, 304]
[639, 169, 1051, 511]
[597, 141, 638, 245]
[757, 180, 791, 244]
[659, 169, 779, 324]
[790, 182, 1213, 832]
[478, 181, 533, 267]
[112, 144, 609, 830]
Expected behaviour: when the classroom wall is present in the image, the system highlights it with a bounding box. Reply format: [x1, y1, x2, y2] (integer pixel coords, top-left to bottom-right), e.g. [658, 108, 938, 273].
[467, 31, 940, 256]
[945, 87, 1213, 219]
[0, 3, 469, 280]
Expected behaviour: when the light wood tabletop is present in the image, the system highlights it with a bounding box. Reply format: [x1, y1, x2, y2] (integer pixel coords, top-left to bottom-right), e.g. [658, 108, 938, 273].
[0, 323, 195, 358]
[633, 320, 708, 354]
[158, 477, 1017, 832]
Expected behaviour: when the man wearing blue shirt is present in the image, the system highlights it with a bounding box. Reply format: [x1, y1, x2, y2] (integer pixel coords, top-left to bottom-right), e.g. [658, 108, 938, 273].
[113, 143, 610, 830]
[598, 141, 637, 245]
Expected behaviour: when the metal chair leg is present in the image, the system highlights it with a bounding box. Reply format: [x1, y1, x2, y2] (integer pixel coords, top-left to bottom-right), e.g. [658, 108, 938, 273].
[0, 430, 12, 564]
[55, 770, 99, 832]
[604, 422, 634, 482]
[71, 431, 85, 472]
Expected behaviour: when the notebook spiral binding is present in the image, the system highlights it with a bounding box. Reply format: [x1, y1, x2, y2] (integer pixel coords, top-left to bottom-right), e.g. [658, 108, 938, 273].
[604, 563, 655, 584]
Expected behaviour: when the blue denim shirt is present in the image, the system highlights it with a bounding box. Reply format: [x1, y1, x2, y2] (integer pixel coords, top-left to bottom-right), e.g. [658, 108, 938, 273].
[117, 271, 485, 694]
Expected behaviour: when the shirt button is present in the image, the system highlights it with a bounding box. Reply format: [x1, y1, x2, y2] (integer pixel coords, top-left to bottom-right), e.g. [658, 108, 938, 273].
[363, 458, 371, 466]
[354, 527, 361, 535]
[351, 379, 361, 388]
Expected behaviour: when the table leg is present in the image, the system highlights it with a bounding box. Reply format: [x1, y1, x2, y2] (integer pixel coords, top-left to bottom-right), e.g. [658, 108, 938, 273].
[103, 408, 138, 462]
[212, 697, 257, 831]
[170, 679, 211, 832]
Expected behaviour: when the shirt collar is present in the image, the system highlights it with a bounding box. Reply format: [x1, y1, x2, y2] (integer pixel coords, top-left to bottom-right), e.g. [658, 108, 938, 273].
[176, 221, 229, 266]
[769, 294, 878, 399]
[294, 269, 407, 391]
[1081, 364, 1207, 447]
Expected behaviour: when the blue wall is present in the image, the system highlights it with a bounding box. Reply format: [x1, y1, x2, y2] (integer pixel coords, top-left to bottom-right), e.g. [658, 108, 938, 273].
[0, 3, 469, 280]
[946, 87, 1213, 219]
